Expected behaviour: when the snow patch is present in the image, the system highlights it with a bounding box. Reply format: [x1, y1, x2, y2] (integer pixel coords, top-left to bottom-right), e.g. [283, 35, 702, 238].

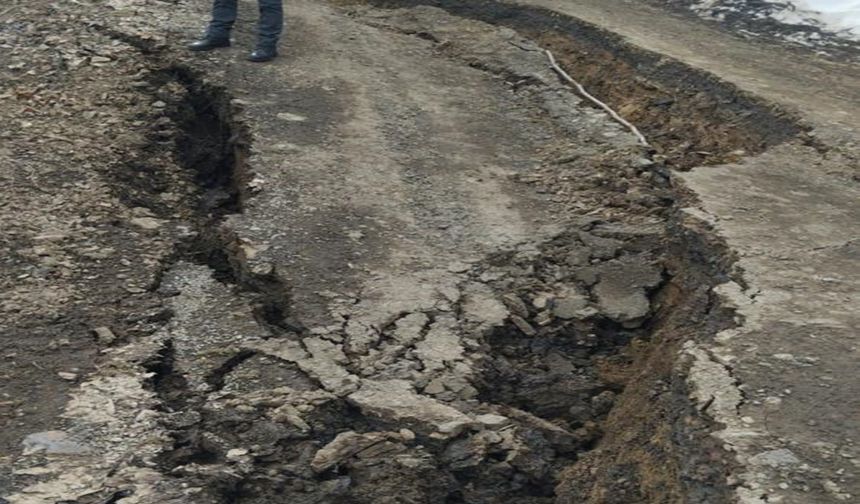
[777, 1, 860, 39]
[691, 0, 860, 43]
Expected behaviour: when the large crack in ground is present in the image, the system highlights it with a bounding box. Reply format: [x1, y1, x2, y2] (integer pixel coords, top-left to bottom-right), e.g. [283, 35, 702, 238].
[128, 42, 732, 504]
[347, 0, 814, 170]
[2, 1, 815, 502]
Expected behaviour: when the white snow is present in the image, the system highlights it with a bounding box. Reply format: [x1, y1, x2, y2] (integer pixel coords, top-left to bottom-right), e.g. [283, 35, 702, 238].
[690, 0, 860, 43]
[779, 1, 860, 39]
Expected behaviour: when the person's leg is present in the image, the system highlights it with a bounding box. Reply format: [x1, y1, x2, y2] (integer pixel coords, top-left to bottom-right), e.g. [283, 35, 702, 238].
[257, 0, 283, 49]
[207, 0, 239, 41]
[247, 0, 283, 61]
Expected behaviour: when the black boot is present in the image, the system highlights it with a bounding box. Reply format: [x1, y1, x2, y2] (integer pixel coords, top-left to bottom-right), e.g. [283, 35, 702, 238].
[187, 37, 230, 51]
[247, 46, 278, 62]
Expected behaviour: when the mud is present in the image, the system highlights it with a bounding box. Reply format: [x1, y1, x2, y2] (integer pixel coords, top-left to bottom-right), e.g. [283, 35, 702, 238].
[1, 1, 818, 503]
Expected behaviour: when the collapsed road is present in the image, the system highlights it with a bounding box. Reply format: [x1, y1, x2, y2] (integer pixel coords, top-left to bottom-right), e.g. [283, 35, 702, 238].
[1, 0, 857, 503]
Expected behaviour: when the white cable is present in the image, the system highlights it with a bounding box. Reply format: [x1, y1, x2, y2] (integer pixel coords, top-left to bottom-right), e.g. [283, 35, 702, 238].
[545, 49, 649, 147]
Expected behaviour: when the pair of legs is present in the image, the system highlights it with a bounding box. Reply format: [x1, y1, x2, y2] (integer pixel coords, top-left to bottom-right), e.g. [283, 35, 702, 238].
[207, 0, 283, 49]
[189, 0, 283, 61]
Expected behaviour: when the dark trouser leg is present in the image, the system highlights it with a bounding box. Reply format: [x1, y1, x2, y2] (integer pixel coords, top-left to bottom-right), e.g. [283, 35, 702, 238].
[207, 0, 238, 40]
[257, 0, 284, 49]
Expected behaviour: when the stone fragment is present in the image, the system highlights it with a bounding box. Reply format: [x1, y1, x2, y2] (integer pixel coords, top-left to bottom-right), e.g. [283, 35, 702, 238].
[348, 379, 473, 437]
[57, 372, 78, 381]
[447, 261, 471, 273]
[501, 293, 529, 318]
[475, 413, 509, 429]
[226, 448, 249, 461]
[590, 390, 616, 415]
[391, 312, 429, 344]
[748, 448, 801, 468]
[510, 315, 536, 336]
[22, 431, 89, 455]
[311, 430, 406, 473]
[535, 310, 553, 326]
[552, 294, 590, 320]
[414, 315, 463, 372]
[249, 339, 359, 396]
[436, 420, 471, 437]
[129, 217, 163, 230]
[344, 319, 379, 356]
[532, 294, 551, 309]
[92, 326, 116, 344]
[578, 231, 622, 260]
[461, 282, 508, 329]
[423, 378, 446, 395]
[269, 404, 310, 432]
[565, 247, 591, 266]
[593, 258, 662, 325]
[277, 112, 307, 122]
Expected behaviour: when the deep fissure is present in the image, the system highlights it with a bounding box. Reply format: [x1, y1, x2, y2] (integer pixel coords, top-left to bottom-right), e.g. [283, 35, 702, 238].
[113, 7, 745, 502]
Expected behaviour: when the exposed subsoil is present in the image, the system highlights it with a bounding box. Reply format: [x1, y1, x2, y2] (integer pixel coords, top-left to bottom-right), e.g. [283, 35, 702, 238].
[0, 0, 819, 503]
[349, 0, 810, 170]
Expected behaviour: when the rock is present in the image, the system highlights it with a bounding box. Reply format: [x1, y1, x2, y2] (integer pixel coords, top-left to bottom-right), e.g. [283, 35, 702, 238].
[348, 379, 473, 437]
[461, 282, 508, 329]
[162, 410, 202, 428]
[565, 247, 591, 266]
[447, 261, 471, 273]
[129, 217, 163, 230]
[151, 100, 166, 108]
[269, 404, 310, 432]
[593, 258, 663, 324]
[226, 448, 249, 461]
[457, 384, 479, 400]
[748, 448, 801, 468]
[510, 315, 536, 336]
[501, 293, 529, 318]
[475, 413, 509, 429]
[534, 310, 553, 326]
[57, 372, 78, 381]
[391, 312, 429, 344]
[92, 326, 116, 344]
[552, 294, 590, 320]
[590, 390, 616, 415]
[578, 232, 622, 260]
[414, 315, 464, 372]
[531, 294, 550, 310]
[437, 420, 471, 437]
[22, 431, 89, 455]
[249, 339, 359, 396]
[423, 378, 446, 395]
[573, 266, 599, 286]
[311, 430, 406, 472]
[277, 112, 307, 122]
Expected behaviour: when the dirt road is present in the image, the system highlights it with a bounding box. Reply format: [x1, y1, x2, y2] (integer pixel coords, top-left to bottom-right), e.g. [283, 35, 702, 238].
[1, 0, 857, 503]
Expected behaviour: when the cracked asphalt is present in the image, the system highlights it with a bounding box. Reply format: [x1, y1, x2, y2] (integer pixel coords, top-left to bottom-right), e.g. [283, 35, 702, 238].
[1, 0, 858, 503]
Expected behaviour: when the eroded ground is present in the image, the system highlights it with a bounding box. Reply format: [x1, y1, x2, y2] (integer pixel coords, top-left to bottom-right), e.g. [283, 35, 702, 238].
[1, 0, 857, 503]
